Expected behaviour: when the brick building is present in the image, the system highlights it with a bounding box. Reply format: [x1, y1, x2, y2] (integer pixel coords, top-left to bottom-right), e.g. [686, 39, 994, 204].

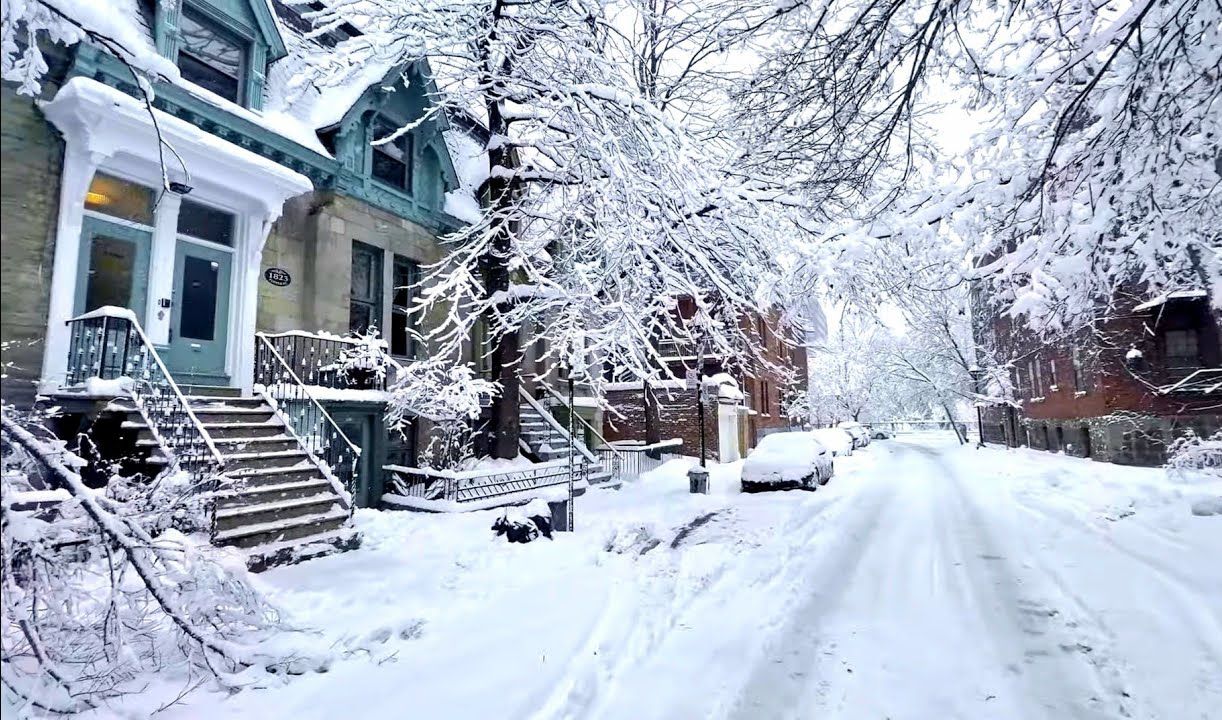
[601, 303, 812, 461]
[974, 288, 1220, 466]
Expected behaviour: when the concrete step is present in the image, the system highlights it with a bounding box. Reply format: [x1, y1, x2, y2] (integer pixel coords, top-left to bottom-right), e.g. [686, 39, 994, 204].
[226, 466, 324, 488]
[218, 450, 310, 472]
[219, 477, 334, 507]
[201, 422, 287, 439]
[180, 384, 242, 398]
[185, 396, 267, 409]
[214, 509, 349, 549]
[214, 493, 341, 532]
[244, 528, 361, 573]
[188, 407, 276, 424]
[210, 435, 299, 454]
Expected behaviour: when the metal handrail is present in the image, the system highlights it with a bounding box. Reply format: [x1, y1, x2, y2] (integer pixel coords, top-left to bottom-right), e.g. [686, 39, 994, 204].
[254, 333, 361, 502]
[518, 386, 600, 464]
[1157, 367, 1222, 394]
[532, 382, 625, 464]
[64, 308, 224, 472]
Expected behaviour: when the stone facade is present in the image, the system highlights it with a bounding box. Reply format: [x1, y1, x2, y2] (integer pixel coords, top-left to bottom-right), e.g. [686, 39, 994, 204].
[0, 83, 65, 405]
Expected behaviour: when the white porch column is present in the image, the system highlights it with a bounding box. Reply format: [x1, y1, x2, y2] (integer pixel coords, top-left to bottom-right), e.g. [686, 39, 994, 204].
[718, 400, 741, 462]
[39, 145, 108, 392]
[234, 210, 278, 395]
[144, 192, 182, 345]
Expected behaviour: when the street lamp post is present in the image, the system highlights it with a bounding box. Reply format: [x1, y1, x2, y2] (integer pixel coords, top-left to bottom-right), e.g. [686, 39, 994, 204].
[969, 365, 986, 448]
[688, 338, 710, 494]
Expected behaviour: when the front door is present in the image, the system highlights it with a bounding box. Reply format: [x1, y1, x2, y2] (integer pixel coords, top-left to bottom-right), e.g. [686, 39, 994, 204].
[165, 240, 232, 383]
[75, 216, 152, 318]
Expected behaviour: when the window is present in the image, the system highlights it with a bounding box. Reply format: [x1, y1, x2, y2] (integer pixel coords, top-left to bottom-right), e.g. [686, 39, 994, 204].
[371, 116, 414, 192]
[1031, 358, 1043, 397]
[349, 242, 383, 334]
[1048, 359, 1058, 389]
[1071, 346, 1089, 392]
[471, 317, 492, 375]
[1164, 329, 1200, 368]
[177, 9, 247, 104]
[390, 255, 420, 357]
[85, 173, 154, 225]
[178, 199, 235, 246]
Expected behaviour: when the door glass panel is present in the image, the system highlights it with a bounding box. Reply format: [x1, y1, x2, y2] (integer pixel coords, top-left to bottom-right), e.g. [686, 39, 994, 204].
[85, 236, 136, 311]
[85, 173, 154, 225]
[179, 255, 219, 340]
[178, 199, 235, 246]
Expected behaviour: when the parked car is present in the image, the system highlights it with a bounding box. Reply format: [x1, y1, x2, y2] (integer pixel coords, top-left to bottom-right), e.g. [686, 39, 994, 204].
[741, 432, 834, 493]
[869, 427, 893, 440]
[811, 428, 855, 456]
[838, 422, 871, 448]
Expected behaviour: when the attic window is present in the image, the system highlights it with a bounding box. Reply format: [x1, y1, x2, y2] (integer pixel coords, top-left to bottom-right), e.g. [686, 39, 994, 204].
[371, 117, 414, 194]
[178, 9, 247, 104]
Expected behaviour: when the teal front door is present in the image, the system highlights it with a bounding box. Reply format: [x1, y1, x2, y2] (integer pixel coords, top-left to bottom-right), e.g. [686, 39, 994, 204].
[75, 216, 152, 318]
[165, 240, 232, 383]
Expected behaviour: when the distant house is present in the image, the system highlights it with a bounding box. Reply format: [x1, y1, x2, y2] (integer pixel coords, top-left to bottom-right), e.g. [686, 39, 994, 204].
[599, 298, 813, 462]
[972, 284, 1220, 466]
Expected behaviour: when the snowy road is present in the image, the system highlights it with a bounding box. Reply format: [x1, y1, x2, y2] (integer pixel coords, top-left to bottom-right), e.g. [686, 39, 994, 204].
[142, 435, 1221, 720]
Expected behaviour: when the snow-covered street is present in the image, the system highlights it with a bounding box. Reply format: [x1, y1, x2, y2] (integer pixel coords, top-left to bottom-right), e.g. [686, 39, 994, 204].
[118, 434, 1221, 720]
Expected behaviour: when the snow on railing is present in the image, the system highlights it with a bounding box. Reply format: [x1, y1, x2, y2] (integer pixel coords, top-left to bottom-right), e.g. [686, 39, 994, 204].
[383, 458, 584, 507]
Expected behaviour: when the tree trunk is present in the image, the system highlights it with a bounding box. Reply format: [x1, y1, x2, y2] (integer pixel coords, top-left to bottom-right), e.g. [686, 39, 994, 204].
[482, 44, 520, 460]
[943, 402, 966, 444]
[643, 383, 662, 445]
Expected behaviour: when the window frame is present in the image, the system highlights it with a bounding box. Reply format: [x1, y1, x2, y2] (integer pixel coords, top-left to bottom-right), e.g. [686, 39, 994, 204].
[175, 6, 250, 106]
[1163, 328, 1201, 368]
[390, 254, 421, 358]
[349, 241, 384, 335]
[369, 115, 416, 195]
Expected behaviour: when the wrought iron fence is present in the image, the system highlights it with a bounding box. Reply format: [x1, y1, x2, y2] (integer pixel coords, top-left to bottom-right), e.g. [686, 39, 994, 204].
[384, 459, 583, 504]
[254, 333, 361, 506]
[63, 309, 225, 482]
[256, 330, 395, 391]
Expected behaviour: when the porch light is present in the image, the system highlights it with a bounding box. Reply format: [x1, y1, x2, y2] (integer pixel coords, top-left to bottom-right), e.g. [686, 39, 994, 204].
[85, 191, 110, 206]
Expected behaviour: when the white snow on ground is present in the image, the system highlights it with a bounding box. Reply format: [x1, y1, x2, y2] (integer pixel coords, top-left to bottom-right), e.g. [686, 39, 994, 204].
[75, 435, 1221, 720]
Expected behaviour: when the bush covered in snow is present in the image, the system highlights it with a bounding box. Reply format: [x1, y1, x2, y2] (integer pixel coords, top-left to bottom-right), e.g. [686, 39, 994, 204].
[1, 409, 301, 714]
[1166, 430, 1222, 481]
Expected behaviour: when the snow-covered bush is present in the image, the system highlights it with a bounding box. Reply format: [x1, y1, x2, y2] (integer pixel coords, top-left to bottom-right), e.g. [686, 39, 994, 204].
[1166, 430, 1222, 481]
[385, 360, 497, 470]
[0, 409, 299, 714]
[333, 327, 392, 388]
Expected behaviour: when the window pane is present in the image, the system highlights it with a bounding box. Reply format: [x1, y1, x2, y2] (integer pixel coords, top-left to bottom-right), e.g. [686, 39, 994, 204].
[349, 303, 374, 334]
[372, 149, 407, 187]
[85, 236, 136, 311]
[178, 11, 244, 103]
[349, 243, 382, 334]
[85, 173, 154, 225]
[178, 199, 235, 246]
[179, 255, 219, 340]
[391, 311, 408, 357]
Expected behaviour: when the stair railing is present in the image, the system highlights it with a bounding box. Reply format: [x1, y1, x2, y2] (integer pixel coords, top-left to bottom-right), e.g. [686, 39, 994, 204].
[529, 383, 627, 482]
[64, 308, 224, 482]
[518, 386, 601, 465]
[253, 333, 360, 510]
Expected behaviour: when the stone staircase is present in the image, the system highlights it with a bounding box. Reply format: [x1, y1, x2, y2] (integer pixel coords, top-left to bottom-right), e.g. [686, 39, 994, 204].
[518, 398, 613, 484]
[129, 387, 358, 570]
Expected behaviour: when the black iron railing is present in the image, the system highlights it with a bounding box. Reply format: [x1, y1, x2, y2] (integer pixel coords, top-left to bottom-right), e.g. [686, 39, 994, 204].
[64, 309, 224, 482]
[256, 330, 396, 391]
[253, 333, 360, 507]
[384, 459, 583, 505]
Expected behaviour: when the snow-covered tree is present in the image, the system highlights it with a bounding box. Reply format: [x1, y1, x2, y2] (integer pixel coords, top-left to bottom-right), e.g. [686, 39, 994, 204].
[736, 0, 1221, 334]
[299, 0, 804, 457]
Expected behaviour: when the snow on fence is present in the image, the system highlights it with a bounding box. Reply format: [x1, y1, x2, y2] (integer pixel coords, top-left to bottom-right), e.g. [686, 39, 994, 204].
[382, 459, 589, 512]
[596, 438, 684, 481]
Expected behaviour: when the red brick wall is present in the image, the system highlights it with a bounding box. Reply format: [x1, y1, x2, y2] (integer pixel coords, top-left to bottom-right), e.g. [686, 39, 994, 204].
[603, 386, 717, 460]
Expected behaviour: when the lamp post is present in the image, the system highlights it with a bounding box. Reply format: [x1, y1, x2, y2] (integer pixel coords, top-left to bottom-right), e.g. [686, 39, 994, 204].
[969, 365, 986, 448]
[688, 338, 710, 493]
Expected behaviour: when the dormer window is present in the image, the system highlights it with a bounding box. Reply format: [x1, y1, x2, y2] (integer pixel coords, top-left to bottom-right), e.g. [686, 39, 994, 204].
[371, 116, 414, 194]
[177, 9, 247, 104]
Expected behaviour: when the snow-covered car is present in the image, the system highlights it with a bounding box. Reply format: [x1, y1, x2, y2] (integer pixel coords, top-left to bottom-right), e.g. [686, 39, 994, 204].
[741, 432, 834, 493]
[869, 427, 893, 440]
[838, 422, 871, 448]
[811, 428, 855, 456]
